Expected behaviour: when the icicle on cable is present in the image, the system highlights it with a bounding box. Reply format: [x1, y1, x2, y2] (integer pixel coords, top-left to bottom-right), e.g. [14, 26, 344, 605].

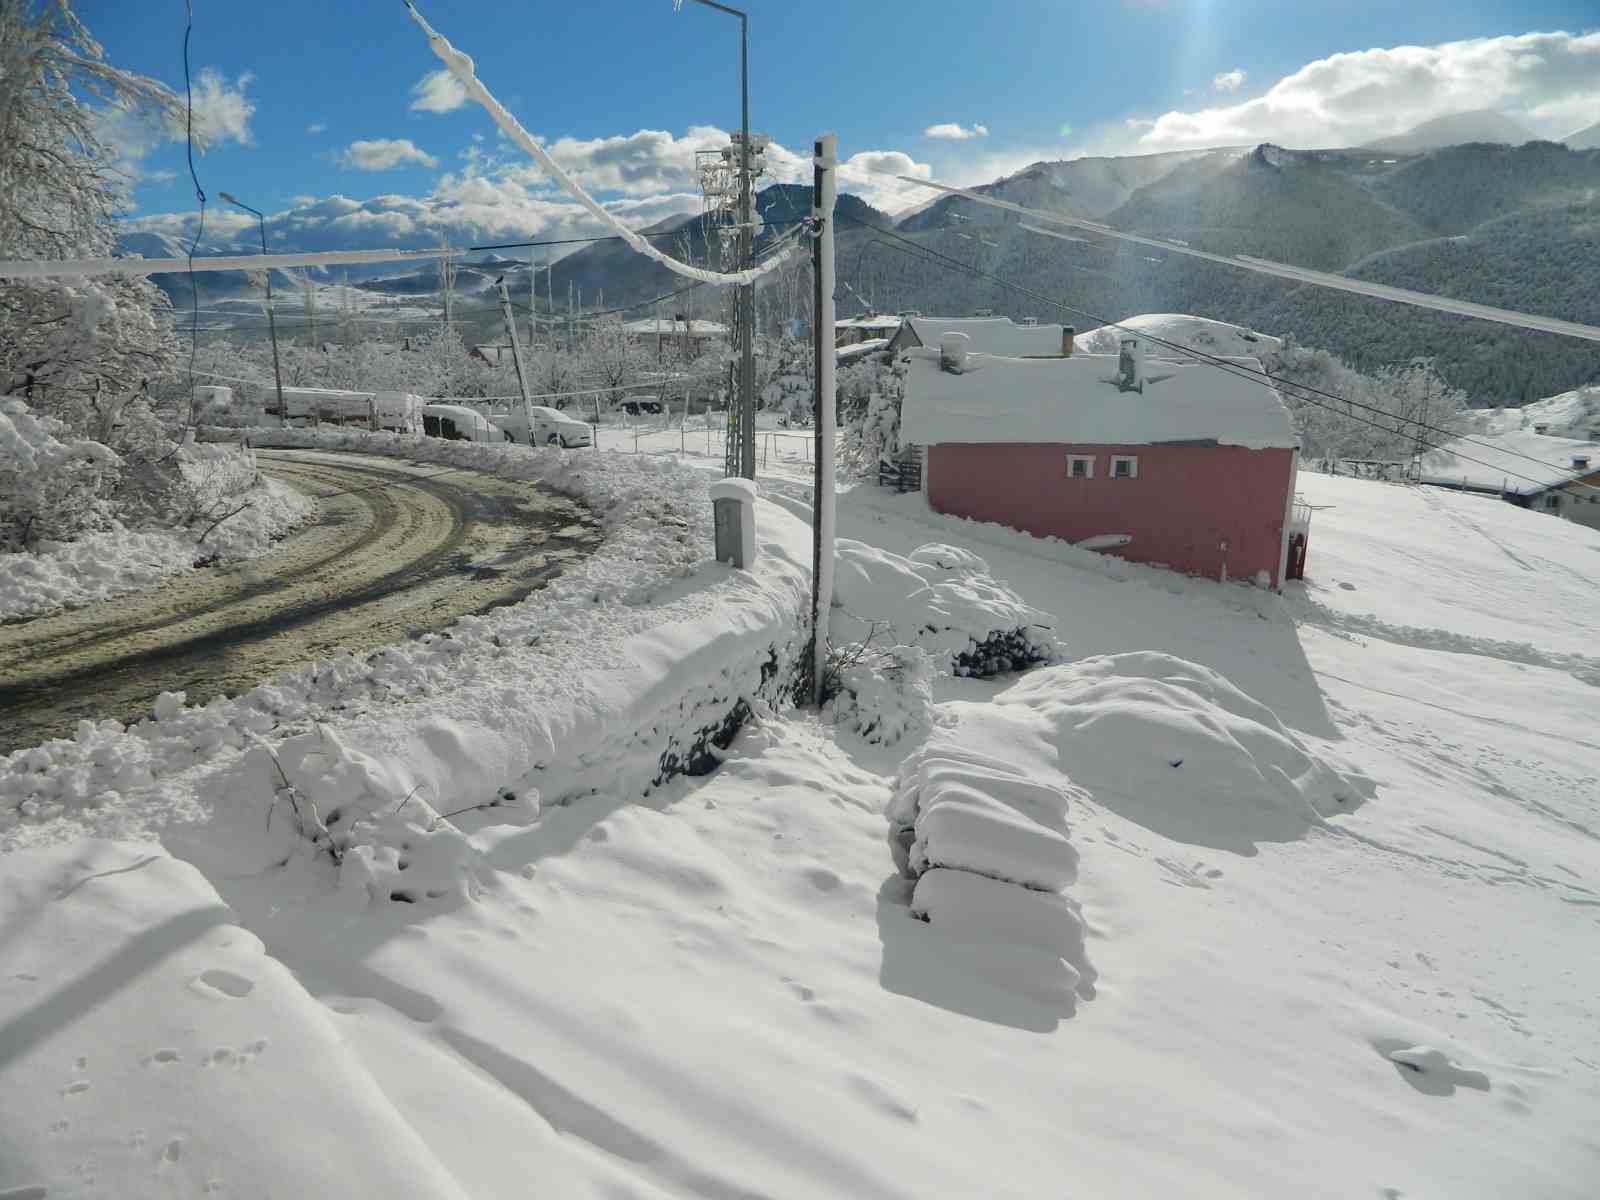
[403, 1, 802, 289]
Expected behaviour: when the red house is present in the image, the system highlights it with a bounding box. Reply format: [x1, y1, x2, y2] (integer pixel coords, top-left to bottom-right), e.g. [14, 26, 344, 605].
[899, 337, 1305, 588]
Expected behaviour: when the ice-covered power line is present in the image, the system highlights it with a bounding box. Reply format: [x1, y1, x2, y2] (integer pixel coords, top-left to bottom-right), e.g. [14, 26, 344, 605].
[895, 176, 1600, 345]
[403, 1, 805, 289]
[0, 246, 469, 279]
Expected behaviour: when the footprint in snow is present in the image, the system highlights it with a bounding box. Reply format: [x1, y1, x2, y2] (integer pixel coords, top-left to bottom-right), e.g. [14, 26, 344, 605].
[191, 968, 254, 1000]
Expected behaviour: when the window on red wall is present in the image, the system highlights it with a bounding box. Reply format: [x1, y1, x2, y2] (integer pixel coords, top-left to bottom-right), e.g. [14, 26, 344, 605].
[1067, 454, 1095, 479]
[1110, 455, 1139, 479]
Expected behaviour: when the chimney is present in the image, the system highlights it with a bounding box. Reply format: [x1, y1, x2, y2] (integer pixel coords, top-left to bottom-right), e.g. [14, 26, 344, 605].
[1117, 336, 1145, 393]
[1061, 325, 1076, 357]
[1573, 455, 1591, 471]
[940, 331, 970, 374]
[1534, 422, 1549, 434]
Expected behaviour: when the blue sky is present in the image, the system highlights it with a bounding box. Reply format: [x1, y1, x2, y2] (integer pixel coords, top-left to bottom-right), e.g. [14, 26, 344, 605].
[82, 0, 1600, 250]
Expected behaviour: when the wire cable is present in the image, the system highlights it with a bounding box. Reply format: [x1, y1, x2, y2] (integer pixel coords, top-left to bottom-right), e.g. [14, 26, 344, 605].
[180, 1, 206, 404]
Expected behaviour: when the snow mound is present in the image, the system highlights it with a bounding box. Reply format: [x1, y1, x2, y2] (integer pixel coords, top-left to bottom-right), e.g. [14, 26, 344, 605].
[885, 744, 1096, 1013]
[831, 538, 1054, 672]
[993, 651, 1374, 851]
[832, 643, 934, 747]
[1074, 313, 1282, 359]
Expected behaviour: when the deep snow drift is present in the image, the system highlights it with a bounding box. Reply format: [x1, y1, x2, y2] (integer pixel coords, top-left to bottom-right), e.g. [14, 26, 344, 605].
[2, 453, 1598, 1199]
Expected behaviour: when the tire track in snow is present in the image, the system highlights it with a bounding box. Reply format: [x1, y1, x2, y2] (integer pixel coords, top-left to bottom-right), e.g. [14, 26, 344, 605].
[0, 451, 599, 753]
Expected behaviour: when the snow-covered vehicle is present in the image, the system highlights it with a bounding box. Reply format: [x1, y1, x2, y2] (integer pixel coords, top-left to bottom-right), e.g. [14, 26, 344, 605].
[620, 395, 664, 417]
[491, 405, 593, 448]
[421, 403, 503, 443]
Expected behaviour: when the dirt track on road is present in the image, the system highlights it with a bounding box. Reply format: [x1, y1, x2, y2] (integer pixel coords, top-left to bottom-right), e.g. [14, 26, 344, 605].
[0, 450, 601, 753]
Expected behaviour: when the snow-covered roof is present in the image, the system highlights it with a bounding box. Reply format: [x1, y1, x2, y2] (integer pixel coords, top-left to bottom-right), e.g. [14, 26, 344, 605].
[1417, 430, 1599, 496]
[836, 314, 903, 331]
[837, 338, 889, 364]
[899, 348, 1299, 450]
[1074, 314, 1282, 359]
[902, 316, 1066, 356]
[1470, 384, 1600, 443]
[619, 318, 731, 336]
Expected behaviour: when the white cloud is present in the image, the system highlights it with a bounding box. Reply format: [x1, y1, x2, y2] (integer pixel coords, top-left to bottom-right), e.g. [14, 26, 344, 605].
[307, 122, 327, 135]
[338, 138, 440, 171]
[1213, 68, 1246, 93]
[191, 68, 256, 147]
[924, 122, 990, 140]
[410, 69, 468, 114]
[1127, 31, 1600, 152]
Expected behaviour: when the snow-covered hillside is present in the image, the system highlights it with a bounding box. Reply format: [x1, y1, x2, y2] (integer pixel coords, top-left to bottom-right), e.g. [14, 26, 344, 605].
[2, 456, 1597, 1199]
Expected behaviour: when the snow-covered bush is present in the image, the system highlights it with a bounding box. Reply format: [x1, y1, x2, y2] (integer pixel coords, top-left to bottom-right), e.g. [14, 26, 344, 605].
[831, 640, 933, 747]
[0, 397, 119, 549]
[830, 539, 1055, 679]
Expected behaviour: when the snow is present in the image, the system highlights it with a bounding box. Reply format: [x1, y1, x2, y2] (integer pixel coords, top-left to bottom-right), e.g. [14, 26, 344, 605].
[0, 437, 314, 623]
[899, 346, 1300, 450]
[1471, 384, 1600, 444]
[3, 437, 1600, 1197]
[1417, 428, 1598, 495]
[903, 315, 1066, 356]
[1074, 312, 1283, 359]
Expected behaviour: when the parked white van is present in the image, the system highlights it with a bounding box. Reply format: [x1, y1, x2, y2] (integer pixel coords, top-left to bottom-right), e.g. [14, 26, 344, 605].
[422, 403, 504, 443]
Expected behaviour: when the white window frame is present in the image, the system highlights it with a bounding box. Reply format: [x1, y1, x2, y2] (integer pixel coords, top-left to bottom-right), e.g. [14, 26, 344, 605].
[1110, 454, 1140, 480]
[1066, 454, 1095, 480]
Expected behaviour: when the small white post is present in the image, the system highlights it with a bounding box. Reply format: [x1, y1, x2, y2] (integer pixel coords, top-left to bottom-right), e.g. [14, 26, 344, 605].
[811, 133, 838, 706]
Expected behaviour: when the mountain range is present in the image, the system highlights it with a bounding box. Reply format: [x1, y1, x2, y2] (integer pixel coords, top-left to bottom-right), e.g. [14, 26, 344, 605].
[126, 110, 1600, 404]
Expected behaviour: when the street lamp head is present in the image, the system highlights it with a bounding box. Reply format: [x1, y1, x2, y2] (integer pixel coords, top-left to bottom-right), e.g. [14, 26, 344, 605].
[218, 191, 239, 205]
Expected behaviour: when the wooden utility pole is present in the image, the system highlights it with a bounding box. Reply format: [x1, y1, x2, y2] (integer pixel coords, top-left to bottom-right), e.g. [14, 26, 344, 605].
[810, 133, 838, 705]
[496, 277, 534, 439]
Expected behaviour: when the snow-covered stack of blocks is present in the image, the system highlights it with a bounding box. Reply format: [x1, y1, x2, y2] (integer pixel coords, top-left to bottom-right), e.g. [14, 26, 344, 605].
[886, 745, 1094, 994]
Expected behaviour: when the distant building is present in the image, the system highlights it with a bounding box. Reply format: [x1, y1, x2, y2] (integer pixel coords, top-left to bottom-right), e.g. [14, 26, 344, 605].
[468, 344, 513, 367]
[834, 313, 904, 348]
[1417, 431, 1600, 530]
[898, 336, 1307, 589]
[887, 315, 1072, 358]
[619, 315, 730, 359]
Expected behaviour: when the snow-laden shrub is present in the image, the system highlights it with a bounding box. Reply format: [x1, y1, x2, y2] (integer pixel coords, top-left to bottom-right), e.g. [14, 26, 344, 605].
[830, 539, 1055, 679]
[831, 641, 934, 747]
[0, 397, 120, 550]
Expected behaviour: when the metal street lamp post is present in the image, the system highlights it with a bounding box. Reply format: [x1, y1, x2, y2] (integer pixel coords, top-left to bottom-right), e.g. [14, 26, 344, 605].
[219, 191, 287, 427]
[674, 0, 756, 479]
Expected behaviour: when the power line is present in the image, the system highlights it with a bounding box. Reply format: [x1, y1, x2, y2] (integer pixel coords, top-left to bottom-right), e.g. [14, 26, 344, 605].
[896, 174, 1600, 345]
[466, 220, 793, 254]
[836, 213, 1600, 497]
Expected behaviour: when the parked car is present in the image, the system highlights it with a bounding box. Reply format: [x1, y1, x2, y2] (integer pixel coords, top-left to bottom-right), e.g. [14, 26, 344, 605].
[490, 405, 593, 448]
[421, 403, 503, 443]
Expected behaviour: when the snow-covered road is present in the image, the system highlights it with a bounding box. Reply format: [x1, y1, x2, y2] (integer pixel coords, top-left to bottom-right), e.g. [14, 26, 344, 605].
[0, 450, 599, 753]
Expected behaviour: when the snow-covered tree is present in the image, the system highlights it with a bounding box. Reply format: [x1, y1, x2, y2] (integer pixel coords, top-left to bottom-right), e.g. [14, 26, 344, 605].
[0, 0, 183, 435]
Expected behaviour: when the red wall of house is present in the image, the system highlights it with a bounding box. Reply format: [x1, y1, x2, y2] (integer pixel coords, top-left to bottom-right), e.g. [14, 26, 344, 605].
[926, 442, 1296, 586]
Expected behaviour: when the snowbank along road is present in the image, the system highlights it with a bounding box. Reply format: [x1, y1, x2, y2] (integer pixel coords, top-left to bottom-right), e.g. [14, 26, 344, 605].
[0, 449, 601, 753]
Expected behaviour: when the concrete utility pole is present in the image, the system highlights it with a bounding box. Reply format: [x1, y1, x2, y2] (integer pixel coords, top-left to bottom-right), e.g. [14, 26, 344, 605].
[218, 192, 285, 427]
[673, 0, 756, 479]
[810, 134, 837, 705]
[529, 251, 538, 349]
[496, 276, 534, 438]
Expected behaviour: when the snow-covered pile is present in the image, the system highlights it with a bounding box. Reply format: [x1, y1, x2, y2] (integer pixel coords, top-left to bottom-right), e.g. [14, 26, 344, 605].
[1074, 313, 1283, 359]
[0, 413, 312, 622]
[983, 651, 1374, 852]
[830, 538, 1054, 675]
[886, 744, 1095, 1011]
